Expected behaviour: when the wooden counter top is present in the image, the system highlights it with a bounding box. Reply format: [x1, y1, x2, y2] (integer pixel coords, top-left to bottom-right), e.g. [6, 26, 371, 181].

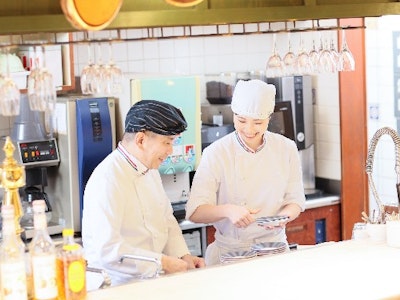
[87, 239, 400, 300]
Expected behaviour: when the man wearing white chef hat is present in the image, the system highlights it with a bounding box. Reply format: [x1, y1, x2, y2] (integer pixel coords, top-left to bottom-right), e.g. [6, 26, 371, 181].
[186, 79, 306, 265]
[82, 100, 205, 286]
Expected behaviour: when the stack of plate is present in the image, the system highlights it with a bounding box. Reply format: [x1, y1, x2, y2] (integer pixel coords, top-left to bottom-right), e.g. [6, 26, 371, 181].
[251, 242, 287, 256]
[220, 250, 257, 263]
[255, 215, 289, 227]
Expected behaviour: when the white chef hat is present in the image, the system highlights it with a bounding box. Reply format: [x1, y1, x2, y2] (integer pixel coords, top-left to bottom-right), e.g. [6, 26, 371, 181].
[231, 79, 276, 119]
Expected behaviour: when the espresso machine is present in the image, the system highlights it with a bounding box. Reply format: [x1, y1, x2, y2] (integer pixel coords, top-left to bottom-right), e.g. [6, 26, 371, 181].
[9, 95, 62, 238]
[8, 95, 116, 238]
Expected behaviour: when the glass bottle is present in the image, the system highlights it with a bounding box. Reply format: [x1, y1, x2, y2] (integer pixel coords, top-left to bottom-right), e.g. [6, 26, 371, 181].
[0, 204, 28, 300]
[29, 200, 57, 300]
[56, 229, 86, 300]
[24, 248, 33, 300]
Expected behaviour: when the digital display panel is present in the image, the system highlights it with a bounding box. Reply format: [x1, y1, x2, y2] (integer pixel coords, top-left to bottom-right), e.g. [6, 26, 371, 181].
[18, 139, 60, 166]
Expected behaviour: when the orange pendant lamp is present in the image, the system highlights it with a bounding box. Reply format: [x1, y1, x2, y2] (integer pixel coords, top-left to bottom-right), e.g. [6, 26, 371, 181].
[61, 0, 123, 31]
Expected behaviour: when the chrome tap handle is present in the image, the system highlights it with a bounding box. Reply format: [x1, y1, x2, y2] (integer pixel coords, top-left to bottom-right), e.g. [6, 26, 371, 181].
[86, 266, 112, 289]
[119, 254, 162, 278]
[366, 127, 400, 222]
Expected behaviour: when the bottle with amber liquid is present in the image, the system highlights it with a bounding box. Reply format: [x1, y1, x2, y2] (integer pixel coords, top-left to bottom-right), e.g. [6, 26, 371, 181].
[29, 200, 57, 300]
[57, 228, 86, 300]
[0, 204, 28, 300]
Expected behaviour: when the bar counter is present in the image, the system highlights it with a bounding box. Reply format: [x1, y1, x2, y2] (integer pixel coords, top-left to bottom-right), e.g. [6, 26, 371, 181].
[87, 239, 400, 300]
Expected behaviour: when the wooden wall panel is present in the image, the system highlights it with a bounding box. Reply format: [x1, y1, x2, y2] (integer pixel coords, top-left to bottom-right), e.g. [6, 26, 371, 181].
[338, 18, 369, 240]
[286, 204, 341, 245]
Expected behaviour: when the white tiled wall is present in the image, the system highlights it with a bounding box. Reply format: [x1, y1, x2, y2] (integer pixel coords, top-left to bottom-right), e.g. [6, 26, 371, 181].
[312, 73, 341, 180]
[0, 21, 342, 188]
[365, 16, 400, 213]
[71, 22, 342, 184]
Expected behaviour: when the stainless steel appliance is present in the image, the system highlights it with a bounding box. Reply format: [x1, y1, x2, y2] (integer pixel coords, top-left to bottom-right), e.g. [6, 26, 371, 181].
[200, 102, 235, 150]
[6, 96, 116, 238]
[268, 100, 295, 142]
[45, 96, 116, 236]
[267, 75, 316, 192]
[201, 124, 234, 150]
[7, 95, 62, 239]
[178, 220, 207, 257]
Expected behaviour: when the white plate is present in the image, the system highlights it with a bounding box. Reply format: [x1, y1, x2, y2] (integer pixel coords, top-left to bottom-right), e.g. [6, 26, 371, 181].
[251, 242, 286, 252]
[220, 250, 257, 262]
[256, 215, 289, 227]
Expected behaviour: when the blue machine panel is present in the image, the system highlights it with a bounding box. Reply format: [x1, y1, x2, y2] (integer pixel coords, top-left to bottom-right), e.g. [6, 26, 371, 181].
[76, 98, 113, 213]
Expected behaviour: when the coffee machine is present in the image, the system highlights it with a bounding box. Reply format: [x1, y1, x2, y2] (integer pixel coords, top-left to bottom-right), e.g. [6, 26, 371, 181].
[9, 95, 62, 238]
[8, 95, 116, 238]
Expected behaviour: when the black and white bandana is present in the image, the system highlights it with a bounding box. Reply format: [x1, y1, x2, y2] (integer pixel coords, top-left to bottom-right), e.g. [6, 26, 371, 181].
[124, 100, 187, 135]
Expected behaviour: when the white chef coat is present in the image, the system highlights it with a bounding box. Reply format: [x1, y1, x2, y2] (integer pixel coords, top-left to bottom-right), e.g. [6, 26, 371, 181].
[82, 143, 190, 285]
[186, 131, 306, 265]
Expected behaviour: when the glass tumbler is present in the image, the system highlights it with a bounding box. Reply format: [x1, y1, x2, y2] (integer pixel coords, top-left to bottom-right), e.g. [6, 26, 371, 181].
[351, 222, 368, 240]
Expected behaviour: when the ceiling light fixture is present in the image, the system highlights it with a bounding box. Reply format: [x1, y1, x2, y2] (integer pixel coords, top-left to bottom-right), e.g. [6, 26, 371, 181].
[60, 0, 123, 31]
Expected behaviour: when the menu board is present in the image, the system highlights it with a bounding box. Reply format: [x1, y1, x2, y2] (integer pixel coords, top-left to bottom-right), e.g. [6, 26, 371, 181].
[131, 76, 201, 174]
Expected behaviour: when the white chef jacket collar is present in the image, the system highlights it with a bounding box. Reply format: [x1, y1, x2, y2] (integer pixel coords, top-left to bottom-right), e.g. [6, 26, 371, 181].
[234, 131, 266, 154]
[117, 142, 149, 175]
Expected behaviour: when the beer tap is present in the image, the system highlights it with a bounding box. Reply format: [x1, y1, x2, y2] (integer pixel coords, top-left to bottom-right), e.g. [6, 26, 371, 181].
[0, 136, 26, 235]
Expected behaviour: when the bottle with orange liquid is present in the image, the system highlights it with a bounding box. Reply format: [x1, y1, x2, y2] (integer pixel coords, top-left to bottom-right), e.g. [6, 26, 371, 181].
[56, 229, 86, 300]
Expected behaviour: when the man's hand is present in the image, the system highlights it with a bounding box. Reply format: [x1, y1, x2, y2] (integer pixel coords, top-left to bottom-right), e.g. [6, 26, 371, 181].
[223, 204, 260, 228]
[180, 254, 205, 269]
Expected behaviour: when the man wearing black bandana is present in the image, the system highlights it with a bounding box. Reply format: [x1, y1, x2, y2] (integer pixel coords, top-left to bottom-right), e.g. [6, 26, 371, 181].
[82, 100, 205, 286]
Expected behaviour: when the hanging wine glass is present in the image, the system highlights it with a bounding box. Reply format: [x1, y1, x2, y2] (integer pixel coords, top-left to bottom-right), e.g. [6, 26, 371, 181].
[40, 45, 57, 112]
[0, 48, 20, 116]
[340, 29, 355, 72]
[94, 42, 107, 95]
[329, 33, 340, 72]
[80, 41, 97, 95]
[308, 34, 320, 75]
[104, 37, 123, 95]
[27, 45, 56, 112]
[296, 32, 311, 75]
[318, 35, 335, 73]
[27, 46, 44, 111]
[282, 32, 297, 76]
[266, 34, 283, 78]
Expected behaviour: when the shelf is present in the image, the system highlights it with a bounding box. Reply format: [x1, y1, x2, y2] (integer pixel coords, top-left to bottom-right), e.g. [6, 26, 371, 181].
[0, 0, 398, 35]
